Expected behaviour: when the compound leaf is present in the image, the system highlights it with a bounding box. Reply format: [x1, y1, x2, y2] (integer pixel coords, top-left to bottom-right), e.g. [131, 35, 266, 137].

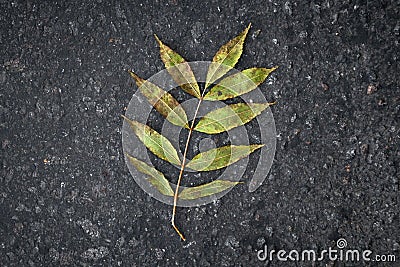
[179, 180, 241, 200]
[155, 35, 201, 98]
[194, 103, 272, 134]
[123, 116, 181, 165]
[129, 71, 189, 128]
[126, 154, 174, 196]
[186, 144, 264, 171]
[204, 67, 277, 101]
[205, 23, 251, 88]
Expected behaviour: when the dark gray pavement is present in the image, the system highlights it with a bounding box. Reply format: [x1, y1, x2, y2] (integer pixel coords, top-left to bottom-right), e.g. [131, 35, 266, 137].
[1, 1, 399, 266]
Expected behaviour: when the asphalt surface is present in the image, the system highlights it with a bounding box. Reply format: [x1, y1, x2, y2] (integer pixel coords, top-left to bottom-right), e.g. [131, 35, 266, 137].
[1, 1, 399, 266]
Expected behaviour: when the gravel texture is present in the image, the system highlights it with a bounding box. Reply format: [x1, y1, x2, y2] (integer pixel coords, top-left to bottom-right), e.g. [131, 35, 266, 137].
[1, 1, 399, 266]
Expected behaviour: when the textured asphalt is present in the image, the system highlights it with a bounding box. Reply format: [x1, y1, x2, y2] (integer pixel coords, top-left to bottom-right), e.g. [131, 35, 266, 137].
[1, 1, 399, 266]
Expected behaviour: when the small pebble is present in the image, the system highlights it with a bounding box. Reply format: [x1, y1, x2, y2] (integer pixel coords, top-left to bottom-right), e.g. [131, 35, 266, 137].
[367, 84, 378, 95]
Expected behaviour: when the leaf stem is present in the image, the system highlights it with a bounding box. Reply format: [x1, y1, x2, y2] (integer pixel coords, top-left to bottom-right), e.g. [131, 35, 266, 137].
[171, 94, 204, 241]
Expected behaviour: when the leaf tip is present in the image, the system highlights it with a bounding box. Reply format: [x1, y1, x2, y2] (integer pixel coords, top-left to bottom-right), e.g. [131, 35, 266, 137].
[260, 102, 276, 110]
[269, 101, 277, 106]
[251, 144, 265, 152]
[154, 34, 163, 46]
[128, 70, 135, 78]
[121, 114, 130, 121]
[125, 153, 137, 164]
[128, 70, 144, 86]
[272, 65, 279, 71]
[243, 23, 251, 36]
[121, 115, 138, 129]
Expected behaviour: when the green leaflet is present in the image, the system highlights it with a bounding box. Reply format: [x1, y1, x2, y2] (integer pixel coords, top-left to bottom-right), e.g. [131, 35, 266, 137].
[205, 23, 251, 89]
[123, 25, 280, 240]
[154, 35, 201, 98]
[186, 144, 264, 171]
[126, 154, 174, 196]
[204, 67, 277, 101]
[179, 180, 241, 200]
[194, 103, 272, 134]
[123, 116, 181, 166]
[129, 71, 189, 128]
